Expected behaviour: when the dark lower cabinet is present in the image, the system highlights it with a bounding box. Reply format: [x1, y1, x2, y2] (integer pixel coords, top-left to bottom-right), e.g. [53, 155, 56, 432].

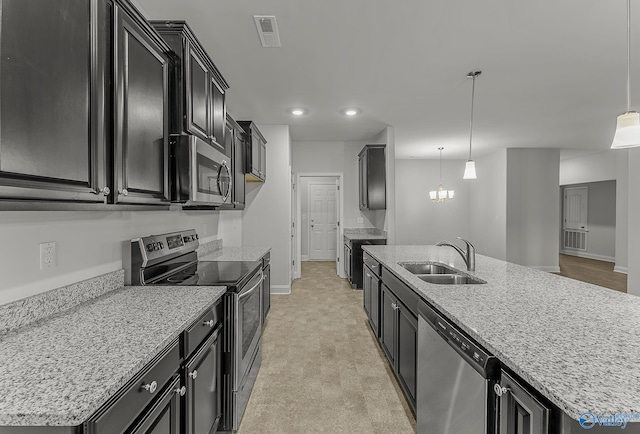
[128, 375, 182, 434]
[379, 281, 417, 412]
[344, 237, 386, 289]
[363, 253, 382, 337]
[183, 326, 222, 434]
[113, 1, 170, 205]
[499, 370, 550, 434]
[344, 242, 352, 282]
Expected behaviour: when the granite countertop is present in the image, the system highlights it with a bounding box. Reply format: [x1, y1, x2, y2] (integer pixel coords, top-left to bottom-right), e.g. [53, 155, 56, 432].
[0, 285, 226, 426]
[199, 246, 271, 262]
[363, 245, 640, 422]
[343, 228, 387, 241]
[343, 233, 387, 241]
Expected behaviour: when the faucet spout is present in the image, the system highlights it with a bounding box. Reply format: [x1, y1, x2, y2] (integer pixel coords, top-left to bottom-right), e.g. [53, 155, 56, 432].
[435, 237, 476, 272]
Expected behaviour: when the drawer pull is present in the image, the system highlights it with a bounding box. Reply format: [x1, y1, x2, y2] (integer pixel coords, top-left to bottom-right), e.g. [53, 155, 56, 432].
[189, 370, 198, 379]
[494, 384, 511, 397]
[175, 386, 187, 396]
[141, 380, 157, 394]
[203, 320, 215, 327]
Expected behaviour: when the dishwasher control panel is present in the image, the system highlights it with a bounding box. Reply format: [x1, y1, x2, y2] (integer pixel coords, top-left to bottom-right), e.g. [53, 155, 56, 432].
[420, 300, 496, 374]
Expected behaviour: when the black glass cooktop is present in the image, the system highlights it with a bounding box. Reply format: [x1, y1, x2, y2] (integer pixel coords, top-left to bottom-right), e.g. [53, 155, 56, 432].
[150, 261, 261, 287]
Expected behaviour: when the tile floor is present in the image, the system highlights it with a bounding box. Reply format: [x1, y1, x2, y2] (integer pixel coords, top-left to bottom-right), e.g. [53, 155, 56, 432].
[237, 261, 417, 433]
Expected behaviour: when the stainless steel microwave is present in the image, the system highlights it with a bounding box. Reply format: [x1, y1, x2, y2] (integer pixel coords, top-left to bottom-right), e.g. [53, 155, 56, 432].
[171, 134, 232, 207]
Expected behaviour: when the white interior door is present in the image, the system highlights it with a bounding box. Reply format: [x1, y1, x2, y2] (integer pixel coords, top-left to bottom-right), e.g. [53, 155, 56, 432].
[564, 187, 588, 230]
[291, 172, 296, 281]
[309, 183, 338, 260]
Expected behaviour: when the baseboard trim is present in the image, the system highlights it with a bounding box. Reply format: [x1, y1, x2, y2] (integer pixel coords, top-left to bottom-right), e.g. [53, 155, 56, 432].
[560, 250, 615, 263]
[614, 266, 628, 275]
[271, 284, 291, 295]
[534, 265, 561, 273]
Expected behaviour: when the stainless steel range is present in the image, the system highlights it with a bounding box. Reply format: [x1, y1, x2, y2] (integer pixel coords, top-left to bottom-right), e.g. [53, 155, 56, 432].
[127, 229, 263, 432]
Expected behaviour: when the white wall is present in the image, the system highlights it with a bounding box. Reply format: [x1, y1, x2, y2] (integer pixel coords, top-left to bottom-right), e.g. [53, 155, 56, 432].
[561, 181, 616, 261]
[559, 149, 628, 272]
[0, 210, 231, 304]
[627, 148, 640, 295]
[242, 125, 292, 294]
[395, 159, 470, 245]
[506, 149, 560, 271]
[469, 149, 508, 260]
[292, 140, 383, 230]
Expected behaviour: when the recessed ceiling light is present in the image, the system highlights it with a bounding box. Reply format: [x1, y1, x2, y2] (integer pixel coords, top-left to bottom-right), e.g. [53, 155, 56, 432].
[290, 108, 306, 116]
[342, 108, 361, 116]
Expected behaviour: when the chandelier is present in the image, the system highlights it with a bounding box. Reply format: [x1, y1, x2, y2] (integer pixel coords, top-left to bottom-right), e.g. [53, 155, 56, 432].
[430, 147, 454, 202]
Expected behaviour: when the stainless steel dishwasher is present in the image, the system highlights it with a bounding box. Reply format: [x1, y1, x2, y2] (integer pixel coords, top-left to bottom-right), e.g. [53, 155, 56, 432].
[417, 300, 499, 434]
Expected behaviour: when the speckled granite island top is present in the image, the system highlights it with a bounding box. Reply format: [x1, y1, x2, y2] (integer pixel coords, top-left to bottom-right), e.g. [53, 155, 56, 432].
[363, 245, 640, 422]
[199, 246, 270, 262]
[0, 285, 226, 426]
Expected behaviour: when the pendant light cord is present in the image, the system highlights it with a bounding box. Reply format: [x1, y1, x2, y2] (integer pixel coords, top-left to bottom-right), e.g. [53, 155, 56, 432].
[627, 0, 632, 112]
[469, 75, 476, 160]
[438, 147, 443, 182]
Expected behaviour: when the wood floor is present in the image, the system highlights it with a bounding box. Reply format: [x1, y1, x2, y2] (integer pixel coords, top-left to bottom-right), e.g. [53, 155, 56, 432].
[237, 261, 416, 434]
[556, 254, 627, 293]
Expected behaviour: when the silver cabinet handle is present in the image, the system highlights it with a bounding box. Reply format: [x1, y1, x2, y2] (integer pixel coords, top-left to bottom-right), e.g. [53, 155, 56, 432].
[94, 186, 110, 195]
[120, 188, 129, 196]
[203, 320, 215, 327]
[189, 370, 198, 379]
[391, 302, 399, 311]
[141, 380, 157, 393]
[494, 384, 511, 397]
[174, 386, 187, 396]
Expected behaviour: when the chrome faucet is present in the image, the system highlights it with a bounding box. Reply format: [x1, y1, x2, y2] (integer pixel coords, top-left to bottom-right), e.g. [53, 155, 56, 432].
[435, 237, 476, 272]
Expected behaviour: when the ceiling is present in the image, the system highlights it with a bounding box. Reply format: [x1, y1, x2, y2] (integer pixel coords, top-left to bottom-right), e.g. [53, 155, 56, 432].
[135, 0, 636, 159]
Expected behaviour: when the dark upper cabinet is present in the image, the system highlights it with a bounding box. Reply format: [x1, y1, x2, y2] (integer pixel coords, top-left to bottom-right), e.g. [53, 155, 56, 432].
[114, 1, 170, 205]
[225, 115, 246, 209]
[238, 121, 267, 182]
[150, 21, 230, 158]
[358, 144, 386, 210]
[0, 0, 173, 208]
[0, 0, 109, 203]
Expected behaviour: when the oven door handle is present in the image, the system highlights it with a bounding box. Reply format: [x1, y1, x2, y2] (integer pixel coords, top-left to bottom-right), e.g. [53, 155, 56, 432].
[238, 270, 264, 301]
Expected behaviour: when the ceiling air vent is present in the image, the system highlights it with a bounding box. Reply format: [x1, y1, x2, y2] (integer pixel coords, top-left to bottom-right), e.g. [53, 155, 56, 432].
[254, 15, 281, 47]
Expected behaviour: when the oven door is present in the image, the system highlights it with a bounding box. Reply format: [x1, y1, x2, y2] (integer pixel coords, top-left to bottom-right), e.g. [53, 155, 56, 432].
[234, 269, 263, 389]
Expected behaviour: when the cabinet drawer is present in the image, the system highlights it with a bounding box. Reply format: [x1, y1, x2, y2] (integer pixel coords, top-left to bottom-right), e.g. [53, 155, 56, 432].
[86, 338, 180, 434]
[363, 253, 381, 277]
[184, 300, 222, 358]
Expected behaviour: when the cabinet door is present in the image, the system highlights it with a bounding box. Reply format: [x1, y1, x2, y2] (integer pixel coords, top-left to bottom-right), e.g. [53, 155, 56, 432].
[0, 0, 107, 202]
[128, 376, 181, 434]
[363, 266, 372, 317]
[210, 79, 226, 155]
[251, 131, 261, 178]
[185, 327, 222, 434]
[396, 302, 417, 408]
[186, 46, 210, 141]
[380, 284, 396, 365]
[259, 140, 267, 180]
[262, 264, 271, 323]
[358, 153, 367, 209]
[499, 371, 550, 434]
[233, 130, 246, 208]
[114, 5, 170, 204]
[370, 276, 380, 336]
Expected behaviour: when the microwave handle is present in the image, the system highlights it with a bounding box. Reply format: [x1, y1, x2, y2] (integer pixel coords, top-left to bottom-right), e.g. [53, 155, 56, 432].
[221, 160, 232, 203]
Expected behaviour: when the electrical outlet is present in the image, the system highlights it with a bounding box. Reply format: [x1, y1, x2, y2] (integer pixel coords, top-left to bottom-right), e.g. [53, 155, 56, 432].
[39, 242, 56, 270]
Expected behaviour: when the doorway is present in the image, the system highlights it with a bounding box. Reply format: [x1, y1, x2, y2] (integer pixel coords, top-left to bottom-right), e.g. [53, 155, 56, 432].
[294, 173, 344, 279]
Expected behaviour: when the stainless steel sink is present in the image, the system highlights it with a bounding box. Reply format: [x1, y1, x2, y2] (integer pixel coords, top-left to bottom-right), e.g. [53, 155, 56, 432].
[399, 262, 457, 275]
[398, 261, 486, 285]
[417, 274, 486, 285]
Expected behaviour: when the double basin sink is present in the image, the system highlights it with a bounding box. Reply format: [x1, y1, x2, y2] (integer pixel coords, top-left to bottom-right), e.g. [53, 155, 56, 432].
[398, 262, 486, 285]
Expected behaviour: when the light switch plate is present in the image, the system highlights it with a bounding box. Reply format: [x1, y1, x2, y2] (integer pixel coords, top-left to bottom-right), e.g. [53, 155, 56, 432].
[40, 242, 56, 270]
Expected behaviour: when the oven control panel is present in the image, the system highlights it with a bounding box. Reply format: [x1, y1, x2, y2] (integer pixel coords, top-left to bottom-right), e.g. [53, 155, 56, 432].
[132, 229, 200, 268]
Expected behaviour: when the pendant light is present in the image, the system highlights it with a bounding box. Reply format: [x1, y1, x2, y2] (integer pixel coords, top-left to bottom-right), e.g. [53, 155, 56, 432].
[612, 0, 640, 149]
[463, 70, 482, 178]
[430, 147, 454, 202]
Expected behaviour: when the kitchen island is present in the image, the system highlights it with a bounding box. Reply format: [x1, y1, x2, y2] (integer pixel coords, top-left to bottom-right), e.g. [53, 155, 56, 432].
[364, 245, 640, 432]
